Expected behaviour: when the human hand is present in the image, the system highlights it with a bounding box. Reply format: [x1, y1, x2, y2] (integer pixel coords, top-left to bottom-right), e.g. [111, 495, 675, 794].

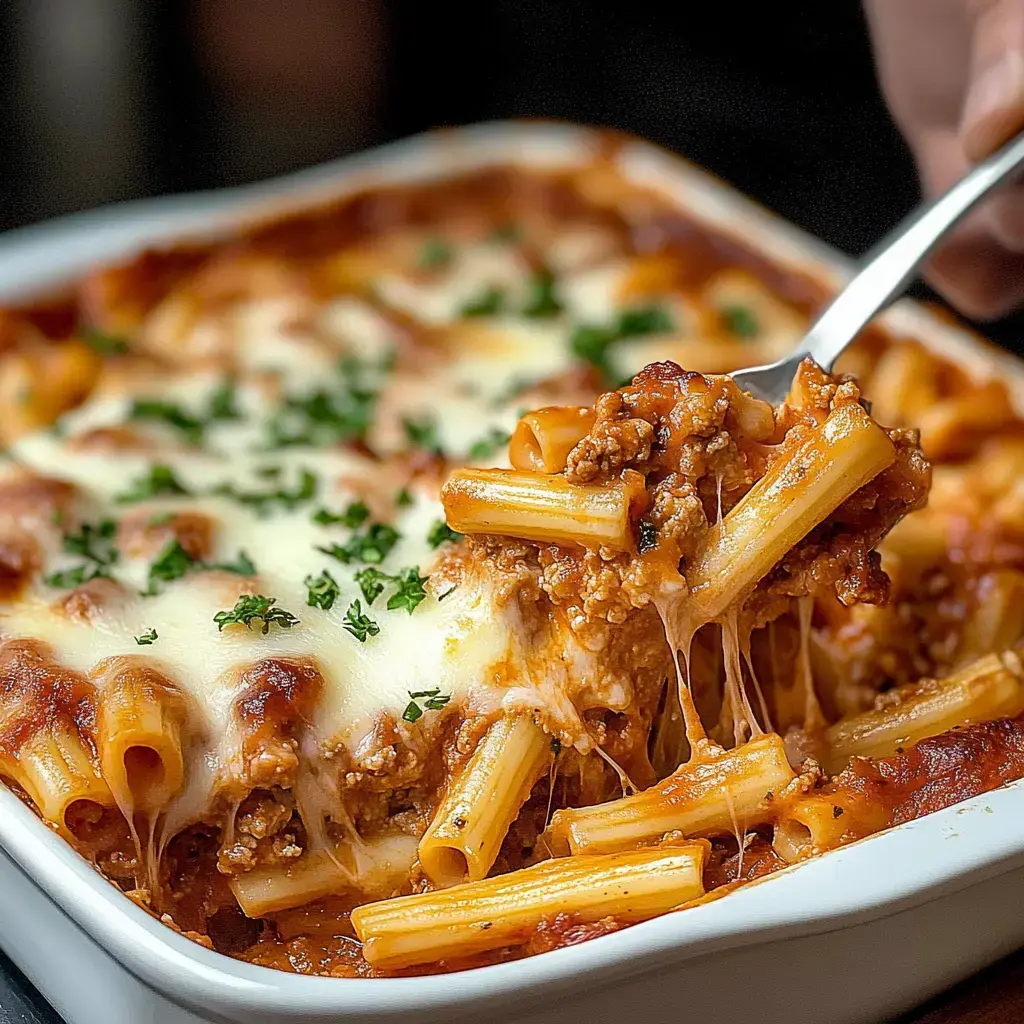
[864, 0, 1024, 319]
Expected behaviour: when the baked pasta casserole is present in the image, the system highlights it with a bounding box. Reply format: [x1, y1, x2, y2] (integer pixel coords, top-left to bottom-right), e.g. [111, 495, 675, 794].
[1, 144, 1023, 976]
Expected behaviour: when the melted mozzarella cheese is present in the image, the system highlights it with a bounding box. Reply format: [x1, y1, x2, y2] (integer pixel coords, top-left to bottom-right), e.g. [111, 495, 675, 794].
[4, 377, 513, 768]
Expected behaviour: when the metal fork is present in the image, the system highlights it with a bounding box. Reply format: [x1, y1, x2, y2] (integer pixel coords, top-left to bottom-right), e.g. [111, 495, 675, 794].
[731, 130, 1024, 404]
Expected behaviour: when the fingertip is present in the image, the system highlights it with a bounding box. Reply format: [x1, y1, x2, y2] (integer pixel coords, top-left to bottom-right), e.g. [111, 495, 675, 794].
[982, 190, 1024, 251]
[925, 226, 1024, 320]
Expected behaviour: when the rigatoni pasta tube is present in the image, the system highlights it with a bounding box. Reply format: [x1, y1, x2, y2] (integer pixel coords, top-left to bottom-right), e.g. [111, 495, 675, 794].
[509, 406, 595, 473]
[95, 659, 188, 815]
[956, 571, 1024, 667]
[772, 792, 883, 863]
[683, 403, 895, 624]
[352, 843, 707, 970]
[230, 833, 417, 917]
[820, 651, 1024, 775]
[419, 715, 550, 886]
[442, 468, 646, 550]
[547, 733, 795, 856]
[13, 724, 115, 839]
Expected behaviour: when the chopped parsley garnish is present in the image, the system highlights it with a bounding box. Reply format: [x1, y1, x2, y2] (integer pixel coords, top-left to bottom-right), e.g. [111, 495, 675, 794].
[304, 570, 341, 610]
[570, 304, 676, 384]
[214, 595, 299, 635]
[205, 550, 257, 575]
[266, 358, 378, 449]
[207, 380, 243, 421]
[312, 500, 370, 528]
[418, 237, 453, 270]
[145, 539, 195, 592]
[317, 522, 401, 565]
[385, 567, 428, 613]
[144, 543, 254, 595]
[43, 564, 109, 589]
[134, 629, 158, 646]
[438, 584, 458, 601]
[45, 519, 119, 590]
[402, 688, 451, 723]
[427, 520, 462, 549]
[521, 269, 562, 318]
[459, 286, 506, 318]
[394, 487, 414, 508]
[82, 327, 129, 356]
[214, 468, 318, 517]
[354, 566, 428, 613]
[466, 427, 511, 461]
[343, 599, 380, 642]
[719, 304, 760, 339]
[615, 305, 674, 337]
[129, 400, 205, 446]
[63, 519, 118, 565]
[402, 416, 444, 455]
[116, 464, 191, 504]
[637, 519, 658, 555]
[354, 567, 389, 605]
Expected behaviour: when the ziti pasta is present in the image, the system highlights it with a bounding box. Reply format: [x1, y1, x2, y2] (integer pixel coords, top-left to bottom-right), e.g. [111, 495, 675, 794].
[0, 153, 1022, 977]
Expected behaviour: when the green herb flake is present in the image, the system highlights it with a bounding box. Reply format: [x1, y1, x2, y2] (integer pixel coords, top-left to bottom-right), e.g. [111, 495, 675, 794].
[207, 380, 243, 421]
[129, 400, 205, 446]
[385, 567, 428, 614]
[418, 237, 453, 270]
[569, 323, 617, 378]
[521, 269, 563, 318]
[615, 305, 674, 337]
[354, 567, 390, 606]
[343, 599, 380, 642]
[570, 305, 675, 384]
[214, 595, 300, 635]
[402, 417, 444, 455]
[43, 564, 108, 589]
[427, 520, 462, 549]
[205, 550, 257, 576]
[719, 304, 760, 339]
[145, 539, 196, 593]
[317, 522, 400, 566]
[134, 629, 158, 646]
[459, 286, 506, 319]
[304, 570, 341, 611]
[402, 687, 451, 723]
[312, 500, 370, 529]
[215, 468, 318, 517]
[466, 428, 511, 461]
[46, 518, 120, 590]
[82, 327, 129, 356]
[62, 519, 118, 565]
[116, 464, 191, 504]
[265, 359, 379, 450]
[395, 487, 414, 508]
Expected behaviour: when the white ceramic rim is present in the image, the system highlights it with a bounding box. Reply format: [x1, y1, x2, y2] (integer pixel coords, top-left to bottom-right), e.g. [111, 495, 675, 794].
[2, 119, 1023, 1022]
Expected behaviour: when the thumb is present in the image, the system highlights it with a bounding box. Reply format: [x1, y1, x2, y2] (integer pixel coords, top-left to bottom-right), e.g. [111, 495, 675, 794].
[960, 0, 1024, 161]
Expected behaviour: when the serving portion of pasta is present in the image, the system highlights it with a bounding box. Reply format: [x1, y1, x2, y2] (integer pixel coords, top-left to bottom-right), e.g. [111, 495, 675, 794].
[1, 147, 1023, 977]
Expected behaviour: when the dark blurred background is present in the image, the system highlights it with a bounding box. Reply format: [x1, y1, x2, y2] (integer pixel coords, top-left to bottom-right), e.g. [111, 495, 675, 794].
[0, 0, 1021, 348]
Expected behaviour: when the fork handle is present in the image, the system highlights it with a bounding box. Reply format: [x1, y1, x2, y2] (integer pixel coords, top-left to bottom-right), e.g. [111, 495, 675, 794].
[800, 129, 1024, 373]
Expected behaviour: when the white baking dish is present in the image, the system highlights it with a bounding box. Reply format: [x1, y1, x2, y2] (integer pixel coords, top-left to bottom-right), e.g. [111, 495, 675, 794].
[2, 121, 1023, 1024]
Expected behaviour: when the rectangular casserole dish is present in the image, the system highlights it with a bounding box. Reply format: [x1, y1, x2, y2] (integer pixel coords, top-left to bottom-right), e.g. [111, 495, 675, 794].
[2, 120, 1024, 1024]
